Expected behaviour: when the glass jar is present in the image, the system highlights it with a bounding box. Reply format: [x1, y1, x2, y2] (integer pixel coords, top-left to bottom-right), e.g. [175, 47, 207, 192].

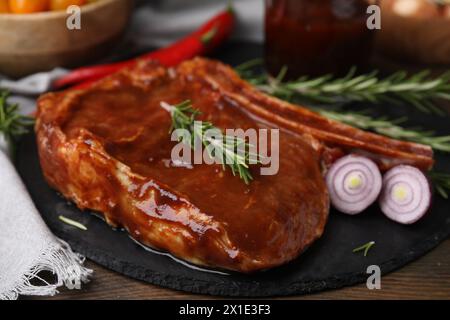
[265, 0, 375, 78]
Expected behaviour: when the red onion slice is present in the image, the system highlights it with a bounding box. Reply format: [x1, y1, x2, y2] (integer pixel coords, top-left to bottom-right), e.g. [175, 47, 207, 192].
[379, 165, 431, 224]
[326, 155, 382, 215]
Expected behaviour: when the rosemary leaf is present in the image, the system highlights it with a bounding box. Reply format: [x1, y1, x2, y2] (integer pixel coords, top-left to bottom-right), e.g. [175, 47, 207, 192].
[161, 100, 261, 184]
[353, 241, 375, 257]
[58, 215, 87, 231]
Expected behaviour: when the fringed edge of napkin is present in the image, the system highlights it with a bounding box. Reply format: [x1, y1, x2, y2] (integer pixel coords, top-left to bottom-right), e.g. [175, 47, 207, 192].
[0, 239, 92, 300]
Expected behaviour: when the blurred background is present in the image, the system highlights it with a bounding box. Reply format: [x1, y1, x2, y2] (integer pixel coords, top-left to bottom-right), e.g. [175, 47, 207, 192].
[1, 0, 449, 301]
[0, 0, 449, 77]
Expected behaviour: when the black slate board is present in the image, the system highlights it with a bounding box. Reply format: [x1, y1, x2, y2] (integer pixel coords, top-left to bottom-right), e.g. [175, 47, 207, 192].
[15, 43, 450, 297]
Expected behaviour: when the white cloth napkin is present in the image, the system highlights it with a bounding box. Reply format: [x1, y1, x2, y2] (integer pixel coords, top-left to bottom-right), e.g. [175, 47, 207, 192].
[0, 145, 92, 300]
[0, 69, 67, 96]
[0, 70, 92, 300]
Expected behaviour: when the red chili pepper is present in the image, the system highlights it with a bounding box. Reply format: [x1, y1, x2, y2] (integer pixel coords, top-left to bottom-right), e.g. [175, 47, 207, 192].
[53, 7, 235, 90]
[72, 78, 98, 90]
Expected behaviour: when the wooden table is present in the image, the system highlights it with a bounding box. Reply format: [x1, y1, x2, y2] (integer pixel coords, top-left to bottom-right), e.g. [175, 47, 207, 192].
[29, 239, 449, 300]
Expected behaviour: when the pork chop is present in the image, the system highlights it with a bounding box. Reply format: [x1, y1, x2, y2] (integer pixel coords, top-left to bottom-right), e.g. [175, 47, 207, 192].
[35, 58, 433, 272]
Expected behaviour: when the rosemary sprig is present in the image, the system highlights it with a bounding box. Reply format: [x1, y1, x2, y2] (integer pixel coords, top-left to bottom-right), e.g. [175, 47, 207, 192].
[237, 62, 450, 153]
[316, 108, 450, 153]
[0, 90, 35, 153]
[429, 172, 450, 199]
[353, 241, 375, 257]
[161, 100, 260, 184]
[239, 62, 450, 115]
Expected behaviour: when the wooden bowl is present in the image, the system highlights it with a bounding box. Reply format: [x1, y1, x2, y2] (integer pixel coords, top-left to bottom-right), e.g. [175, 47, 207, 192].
[376, 0, 450, 65]
[0, 0, 133, 78]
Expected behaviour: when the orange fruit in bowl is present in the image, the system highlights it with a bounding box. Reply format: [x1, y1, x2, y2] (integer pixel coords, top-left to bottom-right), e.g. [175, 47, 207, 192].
[50, 0, 87, 11]
[8, 0, 49, 13]
[0, 0, 10, 13]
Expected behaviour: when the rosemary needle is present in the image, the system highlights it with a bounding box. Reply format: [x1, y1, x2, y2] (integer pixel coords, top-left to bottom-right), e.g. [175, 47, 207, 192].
[353, 241, 376, 257]
[59, 215, 87, 231]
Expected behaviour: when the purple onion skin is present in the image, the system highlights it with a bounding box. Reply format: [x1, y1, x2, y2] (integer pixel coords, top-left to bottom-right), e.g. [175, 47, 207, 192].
[326, 154, 383, 215]
[379, 165, 432, 225]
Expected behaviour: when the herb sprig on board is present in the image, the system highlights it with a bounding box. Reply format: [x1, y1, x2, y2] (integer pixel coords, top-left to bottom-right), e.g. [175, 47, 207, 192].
[0, 90, 35, 154]
[316, 108, 450, 153]
[161, 100, 261, 184]
[352, 241, 375, 257]
[59, 215, 87, 231]
[238, 60, 450, 115]
[429, 172, 450, 199]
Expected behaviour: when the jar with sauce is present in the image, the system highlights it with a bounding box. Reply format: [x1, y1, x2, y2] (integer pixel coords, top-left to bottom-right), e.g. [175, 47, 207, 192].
[265, 0, 376, 78]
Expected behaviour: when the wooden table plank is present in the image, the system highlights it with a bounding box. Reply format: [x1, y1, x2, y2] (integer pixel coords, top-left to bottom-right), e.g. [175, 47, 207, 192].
[28, 239, 449, 300]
